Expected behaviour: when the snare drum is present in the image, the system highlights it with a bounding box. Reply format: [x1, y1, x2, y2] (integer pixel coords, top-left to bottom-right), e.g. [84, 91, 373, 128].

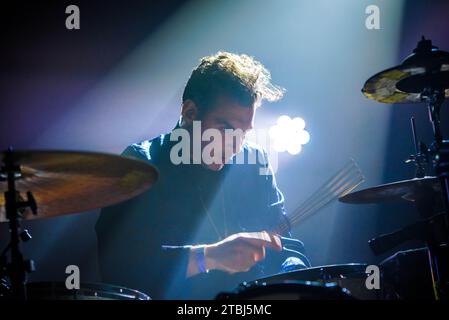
[25, 282, 151, 300]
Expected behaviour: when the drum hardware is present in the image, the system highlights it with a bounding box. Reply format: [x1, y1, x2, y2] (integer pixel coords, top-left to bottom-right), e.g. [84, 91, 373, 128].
[352, 36, 449, 300]
[368, 212, 447, 256]
[379, 247, 444, 300]
[25, 282, 151, 300]
[361, 36, 449, 223]
[0, 148, 159, 300]
[340, 120, 438, 206]
[216, 280, 355, 300]
[405, 117, 429, 179]
[341, 119, 442, 214]
[0, 147, 37, 300]
[222, 264, 382, 300]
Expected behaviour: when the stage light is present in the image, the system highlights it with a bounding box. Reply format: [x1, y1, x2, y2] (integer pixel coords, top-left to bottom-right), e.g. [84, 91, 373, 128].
[269, 115, 310, 155]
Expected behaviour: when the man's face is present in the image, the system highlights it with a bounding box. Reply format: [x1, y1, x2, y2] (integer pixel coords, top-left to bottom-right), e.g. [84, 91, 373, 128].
[199, 96, 256, 171]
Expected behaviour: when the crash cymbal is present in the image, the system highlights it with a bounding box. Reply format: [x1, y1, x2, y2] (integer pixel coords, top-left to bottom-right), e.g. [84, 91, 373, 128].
[362, 37, 449, 103]
[339, 176, 440, 204]
[0, 150, 158, 222]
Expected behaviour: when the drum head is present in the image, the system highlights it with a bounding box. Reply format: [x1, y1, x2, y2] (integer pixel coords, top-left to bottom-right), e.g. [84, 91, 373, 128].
[25, 282, 151, 300]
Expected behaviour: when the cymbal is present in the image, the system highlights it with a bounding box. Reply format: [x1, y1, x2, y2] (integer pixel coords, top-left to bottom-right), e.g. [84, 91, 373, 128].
[0, 150, 158, 222]
[339, 176, 440, 204]
[362, 37, 449, 103]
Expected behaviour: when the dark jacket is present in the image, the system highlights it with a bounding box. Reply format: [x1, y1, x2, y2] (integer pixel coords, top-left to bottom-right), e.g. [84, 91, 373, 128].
[95, 131, 308, 299]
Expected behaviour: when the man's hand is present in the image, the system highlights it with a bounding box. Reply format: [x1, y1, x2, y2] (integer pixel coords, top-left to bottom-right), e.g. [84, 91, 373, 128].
[187, 231, 282, 277]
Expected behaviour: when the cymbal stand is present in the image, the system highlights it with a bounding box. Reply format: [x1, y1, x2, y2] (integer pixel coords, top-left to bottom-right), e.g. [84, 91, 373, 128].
[422, 88, 449, 300]
[0, 147, 37, 300]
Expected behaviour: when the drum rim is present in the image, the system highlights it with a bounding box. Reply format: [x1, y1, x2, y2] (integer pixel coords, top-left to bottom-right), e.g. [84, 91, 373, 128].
[219, 281, 355, 300]
[255, 262, 369, 283]
[25, 281, 151, 300]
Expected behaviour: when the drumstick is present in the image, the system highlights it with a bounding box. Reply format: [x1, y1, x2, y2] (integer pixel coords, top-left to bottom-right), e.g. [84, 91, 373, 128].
[289, 165, 361, 223]
[285, 173, 364, 231]
[290, 168, 364, 223]
[291, 162, 363, 223]
[289, 173, 364, 225]
[274, 159, 365, 234]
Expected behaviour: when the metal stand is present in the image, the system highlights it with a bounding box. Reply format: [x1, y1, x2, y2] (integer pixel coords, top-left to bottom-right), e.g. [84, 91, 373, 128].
[423, 89, 449, 300]
[0, 147, 36, 300]
[369, 91, 449, 300]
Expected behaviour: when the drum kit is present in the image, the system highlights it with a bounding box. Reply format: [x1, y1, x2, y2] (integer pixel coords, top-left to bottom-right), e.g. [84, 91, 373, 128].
[1, 37, 449, 300]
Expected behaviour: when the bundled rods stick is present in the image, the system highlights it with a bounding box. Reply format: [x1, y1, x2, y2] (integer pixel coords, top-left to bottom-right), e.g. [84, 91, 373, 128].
[279, 159, 364, 233]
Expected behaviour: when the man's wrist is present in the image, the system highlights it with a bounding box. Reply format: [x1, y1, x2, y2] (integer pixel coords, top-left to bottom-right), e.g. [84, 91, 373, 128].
[186, 244, 218, 277]
[189, 245, 213, 274]
[204, 244, 220, 271]
[197, 245, 218, 270]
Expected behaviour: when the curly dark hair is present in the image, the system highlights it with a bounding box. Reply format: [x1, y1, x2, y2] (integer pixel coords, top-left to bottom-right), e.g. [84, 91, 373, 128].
[182, 51, 285, 113]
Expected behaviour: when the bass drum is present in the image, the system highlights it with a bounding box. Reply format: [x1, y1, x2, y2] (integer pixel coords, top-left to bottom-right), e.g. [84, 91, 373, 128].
[222, 264, 388, 300]
[25, 282, 151, 300]
[380, 247, 437, 300]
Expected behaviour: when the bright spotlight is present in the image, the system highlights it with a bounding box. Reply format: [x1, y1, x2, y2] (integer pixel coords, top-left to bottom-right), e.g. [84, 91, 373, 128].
[269, 115, 310, 155]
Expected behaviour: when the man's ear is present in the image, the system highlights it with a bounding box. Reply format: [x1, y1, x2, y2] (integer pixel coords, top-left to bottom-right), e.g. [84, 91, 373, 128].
[181, 99, 199, 127]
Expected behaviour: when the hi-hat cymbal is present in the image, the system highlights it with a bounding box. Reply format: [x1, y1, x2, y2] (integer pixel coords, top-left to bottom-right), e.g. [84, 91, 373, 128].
[362, 37, 449, 103]
[339, 176, 440, 204]
[0, 150, 158, 222]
